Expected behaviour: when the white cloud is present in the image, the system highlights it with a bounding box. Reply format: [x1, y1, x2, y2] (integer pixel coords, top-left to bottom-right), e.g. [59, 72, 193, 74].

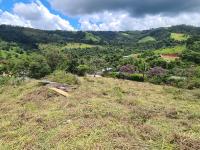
[0, 10, 32, 27]
[79, 11, 200, 31]
[1, 0, 200, 31]
[0, 0, 74, 30]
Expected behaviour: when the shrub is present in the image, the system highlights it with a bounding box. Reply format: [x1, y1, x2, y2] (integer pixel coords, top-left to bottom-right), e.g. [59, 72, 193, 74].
[186, 78, 200, 89]
[0, 76, 10, 85]
[0, 76, 23, 86]
[182, 50, 200, 64]
[28, 54, 51, 79]
[0, 65, 6, 75]
[148, 67, 167, 78]
[48, 70, 80, 85]
[119, 64, 135, 74]
[103, 72, 119, 78]
[195, 66, 200, 78]
[76, 65, 90, 76]
[103, 72, 144, 82]
[128, 74, 145, 82]
[166, 76, 186, 87]
[147, 67, 168, 84]
[149, 58, 168, 69]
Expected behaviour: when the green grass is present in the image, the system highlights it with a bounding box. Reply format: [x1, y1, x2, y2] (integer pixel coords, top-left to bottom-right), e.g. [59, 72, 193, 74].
[0, 50, 20, 59]
[170, 33, 189, 41]
[0, 77, 200, 149]
[64, 43, 95, 49]
[138, 36, 156, 43]
[121, 32, 130, 37]
[85, 32, 101, 43]
[48, 70, 80, 85]
[154, 45, 186, 55]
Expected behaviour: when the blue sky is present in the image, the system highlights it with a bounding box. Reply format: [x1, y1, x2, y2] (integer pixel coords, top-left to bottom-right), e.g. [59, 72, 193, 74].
[1, 0, 200, 31]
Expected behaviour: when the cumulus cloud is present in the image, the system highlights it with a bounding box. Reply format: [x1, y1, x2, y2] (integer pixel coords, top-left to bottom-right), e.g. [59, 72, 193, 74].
[0, 0, 74, 30]
[1, 0, 200, 31]
[79, 11, 200, 31]
[50, 0, 200, 17]
[50, 0, 200, 31]
[0, 10, 32, 27]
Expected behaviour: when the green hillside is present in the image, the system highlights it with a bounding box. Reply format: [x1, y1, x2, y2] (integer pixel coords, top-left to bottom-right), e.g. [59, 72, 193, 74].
[154, 45, 186, 55]
[138, 36, 156, 43]
[170, 33, 189, 41]
[1, 25, 199, 48]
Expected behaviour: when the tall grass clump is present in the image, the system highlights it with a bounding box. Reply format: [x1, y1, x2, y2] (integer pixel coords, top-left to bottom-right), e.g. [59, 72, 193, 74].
[0, 76, 24, 86]
[48, 70, 80, 85]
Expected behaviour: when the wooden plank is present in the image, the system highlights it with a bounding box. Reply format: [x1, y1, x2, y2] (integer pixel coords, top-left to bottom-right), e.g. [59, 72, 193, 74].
[49, 87, 69, 97]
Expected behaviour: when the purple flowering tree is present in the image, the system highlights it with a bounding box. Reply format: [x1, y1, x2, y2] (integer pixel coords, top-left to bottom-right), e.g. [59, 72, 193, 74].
[148, 67, 166, 77]
[119, 65, 135, 74]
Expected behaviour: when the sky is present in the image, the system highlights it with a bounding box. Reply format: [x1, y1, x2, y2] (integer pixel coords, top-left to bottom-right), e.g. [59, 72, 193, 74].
[1, 0, 200, 31]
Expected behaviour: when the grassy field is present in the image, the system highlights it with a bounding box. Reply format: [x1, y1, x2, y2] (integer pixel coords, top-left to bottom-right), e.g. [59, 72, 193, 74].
[170, 33, 189, 41]
[138, 36, 156, 43]
[64, 43, 96, 49]
[0, 77, 200, 149]
[85, 32, 101, 43]
[154, 45, 186, 55]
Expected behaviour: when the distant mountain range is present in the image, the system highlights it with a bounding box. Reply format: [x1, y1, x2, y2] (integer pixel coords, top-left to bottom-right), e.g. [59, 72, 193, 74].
[0, 24, 200, 48]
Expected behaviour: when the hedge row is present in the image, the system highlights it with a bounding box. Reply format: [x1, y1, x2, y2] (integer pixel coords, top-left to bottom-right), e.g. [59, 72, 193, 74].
[103, 72, 145, 82]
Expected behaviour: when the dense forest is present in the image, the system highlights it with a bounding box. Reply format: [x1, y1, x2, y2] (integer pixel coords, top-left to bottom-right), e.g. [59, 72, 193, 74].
[0, 24, 200, 89]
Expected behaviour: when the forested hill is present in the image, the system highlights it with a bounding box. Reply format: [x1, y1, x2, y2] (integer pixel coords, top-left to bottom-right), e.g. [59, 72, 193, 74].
[1, 24, 200, 89]
[1, 24, 200, 48]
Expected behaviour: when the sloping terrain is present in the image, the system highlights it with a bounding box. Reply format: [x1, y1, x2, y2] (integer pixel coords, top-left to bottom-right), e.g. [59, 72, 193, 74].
[138, 36, 156, 43]
[0, 77, 200, 149]
[154, 45, 185, 55]
[170, 33, 189, 41]
[0, 25, 199, 48]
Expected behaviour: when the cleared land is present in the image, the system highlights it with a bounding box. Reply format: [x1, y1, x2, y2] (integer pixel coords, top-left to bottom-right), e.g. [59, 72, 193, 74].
[64, 43, 96, 49]
[154, 45, 185, 55]
[160, 54, 180, 61]
[0, 77, 200, 149]
[170, 33, 189, 41]
[138, 36, 156, 43]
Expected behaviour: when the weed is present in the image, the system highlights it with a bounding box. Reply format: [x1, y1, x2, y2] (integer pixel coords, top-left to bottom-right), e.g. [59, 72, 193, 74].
[170, 134, 200, 150]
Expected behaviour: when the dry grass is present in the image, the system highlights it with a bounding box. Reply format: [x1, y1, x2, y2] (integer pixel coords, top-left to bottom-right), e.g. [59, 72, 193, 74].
[0, 77, 200, 149]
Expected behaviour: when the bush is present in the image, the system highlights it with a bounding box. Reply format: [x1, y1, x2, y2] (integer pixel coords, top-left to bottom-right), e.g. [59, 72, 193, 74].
[0, 76, 10, 85]
[166, 76, 186, 87]
[149, 58, 168, 69]
[0, 76, 24, 86]
[148, 67, 167, 78]
[103, 72, 119, 78]
[186, 78, 200, 89]
[119, 64, 135, 74]
[147, 67, 168, 84]
[48, 70, 80, 85]
[128, 74, 145, 82]
[195, 66, 200, 78]
[103, 72, 144, 82]
[76, 65, 90, 76]
[0, 65, 6, 75]
[182, 50, 200, 64]
[28, 54, 51, 79]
